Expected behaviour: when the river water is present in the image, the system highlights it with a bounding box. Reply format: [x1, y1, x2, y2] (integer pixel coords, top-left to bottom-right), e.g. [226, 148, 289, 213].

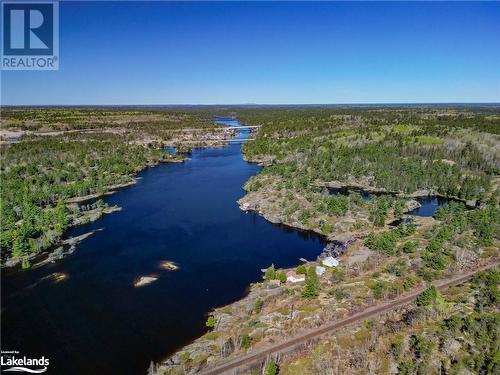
[1, 119, 325, 375]
[330, 188, 454, 218]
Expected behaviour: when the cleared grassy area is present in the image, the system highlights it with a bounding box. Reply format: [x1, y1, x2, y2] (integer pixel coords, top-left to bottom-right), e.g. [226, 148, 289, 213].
[415, 135, 445, 144]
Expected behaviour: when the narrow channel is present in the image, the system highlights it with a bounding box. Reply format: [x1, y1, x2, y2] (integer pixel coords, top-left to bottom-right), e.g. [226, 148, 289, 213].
[0, 119, 325, 375]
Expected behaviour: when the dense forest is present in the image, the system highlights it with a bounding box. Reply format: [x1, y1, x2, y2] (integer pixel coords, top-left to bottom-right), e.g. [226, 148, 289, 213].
[241, 107, 499, 201]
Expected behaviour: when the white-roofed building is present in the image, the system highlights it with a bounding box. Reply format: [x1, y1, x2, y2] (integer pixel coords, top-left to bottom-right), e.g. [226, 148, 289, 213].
[315, 266, 326, 276]
[286, 271, 305, 284]
[322, 256, 339, 267]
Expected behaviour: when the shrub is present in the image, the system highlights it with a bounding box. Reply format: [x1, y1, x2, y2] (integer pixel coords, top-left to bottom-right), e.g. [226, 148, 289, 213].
[394, 200, 405, 218]
[365, 230, 400, 256]
[386, 259, 407, 277]
[370, 280, 387, 299]
[298, 209, 311, 224]
[396, 222, 416, 237]
[302, 278, 319, 299]
[205, 315, 216, 329]
[390, 336, 405, 359]
[264, 361, 278, 375]
[239, 334, 252, 349]
[264, 264, 276, 280]
[321, 222, 333, 234]
[398, 360, 416, 375]
[21, 258, 31, 269]
[253, 298, 263, 313]
[330, 266, 345, 283]
[328, 287, 348, 301]
[410, 334, 434, 358]
[416, 286, 438, 307]
[370, 197, 391, 226]
[277, 271, 287, 284]
[296, 264, 307, 274]
[423, 251, 447, 270]
[401, 240, 417, 253]
[307, 265, 317, 280]
[325, 194, 349, 216]
[302, 268, 319, 299]
[417, 267, 439, 282]
[402, 275, 418, 291]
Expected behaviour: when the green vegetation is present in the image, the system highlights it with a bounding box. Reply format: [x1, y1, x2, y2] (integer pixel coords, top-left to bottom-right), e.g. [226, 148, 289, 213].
[205, 315, 216, 329]
[253, 298, 264, 313]
[362, 198, 498, 286]
[264, 264, 288, 284]
[240, 109, 499, 228]
[237, 107, 499, 254]
[277, 271, 287, 284]
[4, 107, 499, 374]
[302, 266, 319, 299]
[239, 334, 252, 349]
[296, 264, 307, 274]
[415, 135, 445, 145]
[280, 268, 500, 375]
[0, 135, 168, 262]
[0, 107, 216, 132]
[415, 286, 439, 307]
[364, 223, 415, 255]
[264, 360, 278, 375]
[401, 240, 417, 253]
[264, 264, 276, 280]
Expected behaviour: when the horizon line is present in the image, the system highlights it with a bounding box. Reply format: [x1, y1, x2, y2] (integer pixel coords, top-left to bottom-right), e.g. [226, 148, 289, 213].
[2, 102, 500, 108]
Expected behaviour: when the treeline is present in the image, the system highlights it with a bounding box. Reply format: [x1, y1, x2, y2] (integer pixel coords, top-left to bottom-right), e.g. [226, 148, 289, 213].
[251, 140, 492, 200]
[238, 106, 500, 135]
[242, 108, 499, 201]
[0, 108, 218, 131]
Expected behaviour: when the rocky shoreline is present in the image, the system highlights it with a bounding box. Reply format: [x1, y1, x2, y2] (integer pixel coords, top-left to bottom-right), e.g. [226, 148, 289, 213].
[237, 184, 422, 242]
[154, 170, 480, 374]
[153, 212, 445, 374]
[320, 180, 478, 208]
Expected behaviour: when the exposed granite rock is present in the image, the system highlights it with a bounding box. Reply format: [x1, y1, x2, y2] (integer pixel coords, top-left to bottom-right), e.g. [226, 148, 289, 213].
[134, 276, 159, 287]
[321, 236, 354, 259]
[321, 180, 398, 195]
[405, 199, 421, 212]
[220, 338, 235, 358]
[47, 245, 76, 263]
[409, 189, 432, 198]
[4, 257, 21, 267]
[62, 231, 96, 246]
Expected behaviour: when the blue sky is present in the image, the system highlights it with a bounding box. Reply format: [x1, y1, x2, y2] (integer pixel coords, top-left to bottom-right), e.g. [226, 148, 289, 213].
[2, 1, 499, 105]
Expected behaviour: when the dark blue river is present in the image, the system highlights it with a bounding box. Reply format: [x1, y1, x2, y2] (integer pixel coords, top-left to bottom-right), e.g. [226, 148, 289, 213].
[1, 120, 325, 375]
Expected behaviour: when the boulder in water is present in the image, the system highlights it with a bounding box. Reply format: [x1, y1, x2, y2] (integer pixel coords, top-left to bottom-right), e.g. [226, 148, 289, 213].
[134, 276, 158, 288]
[159, 261, 179, 271]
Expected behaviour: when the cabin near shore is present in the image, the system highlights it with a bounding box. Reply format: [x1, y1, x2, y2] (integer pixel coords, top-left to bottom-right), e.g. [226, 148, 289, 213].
[322, 256, 339, 268]
[286, 271, 305, 284]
